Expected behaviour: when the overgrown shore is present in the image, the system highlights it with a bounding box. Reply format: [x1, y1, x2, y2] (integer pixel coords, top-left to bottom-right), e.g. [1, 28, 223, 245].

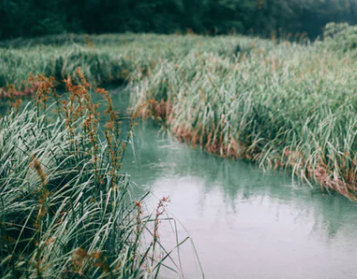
[0, 71, 185, 278]
[2, 23, 357, 200]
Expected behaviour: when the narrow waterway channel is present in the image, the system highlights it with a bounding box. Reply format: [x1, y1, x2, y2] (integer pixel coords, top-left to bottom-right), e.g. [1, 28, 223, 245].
[2, 88, 357, 279]
[113, 89, 357, 279]
[122, 121, 357, 279]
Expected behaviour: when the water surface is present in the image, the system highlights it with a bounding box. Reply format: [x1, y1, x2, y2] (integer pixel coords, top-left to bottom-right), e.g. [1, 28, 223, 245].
[120, 116, 357, 279]
[3, 88, 357, 279]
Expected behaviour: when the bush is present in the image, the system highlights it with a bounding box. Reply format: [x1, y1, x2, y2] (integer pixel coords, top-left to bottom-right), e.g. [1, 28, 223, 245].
[319, 22, 357, 51]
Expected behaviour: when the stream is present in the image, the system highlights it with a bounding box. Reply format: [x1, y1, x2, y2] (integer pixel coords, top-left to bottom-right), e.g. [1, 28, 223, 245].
[2, 87, 357, 279]
[116, 89, 357, 279]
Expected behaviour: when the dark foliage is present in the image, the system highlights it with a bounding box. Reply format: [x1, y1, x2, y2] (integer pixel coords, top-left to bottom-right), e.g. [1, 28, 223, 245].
[1, 0, 357, 40]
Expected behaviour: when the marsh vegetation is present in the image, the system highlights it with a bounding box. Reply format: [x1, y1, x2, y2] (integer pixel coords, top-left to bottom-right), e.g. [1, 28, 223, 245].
[2, 21, 357, 278]
[2, 23, 357, 198]
[0, 71, 191, 278]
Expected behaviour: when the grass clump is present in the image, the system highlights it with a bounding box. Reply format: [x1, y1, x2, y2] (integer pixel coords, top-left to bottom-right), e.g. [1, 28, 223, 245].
[318, 22, 357, 52]
[0, 69, 181, 278]
[2, 31, 357, 199]
[0, 34, 263, 91]
[130, 36, 357, 200]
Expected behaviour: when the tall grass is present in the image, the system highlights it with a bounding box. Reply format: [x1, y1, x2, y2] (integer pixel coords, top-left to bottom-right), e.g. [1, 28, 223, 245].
[129, 35, 357, 199]
[1, 30, 357, 199]
[0, 70, 189, 278]
[0, 34, 262, 91]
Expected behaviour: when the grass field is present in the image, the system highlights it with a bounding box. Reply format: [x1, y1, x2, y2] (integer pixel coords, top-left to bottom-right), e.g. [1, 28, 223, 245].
[1, 24, 356, 201]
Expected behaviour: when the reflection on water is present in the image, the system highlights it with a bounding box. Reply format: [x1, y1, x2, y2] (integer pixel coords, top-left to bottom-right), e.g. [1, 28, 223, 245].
[122, 122, 357, 279]
[3, 88, 357, 279]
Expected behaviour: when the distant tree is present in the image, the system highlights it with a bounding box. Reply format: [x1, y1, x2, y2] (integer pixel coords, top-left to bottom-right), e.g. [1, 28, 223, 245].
[0, 0, 357, 40]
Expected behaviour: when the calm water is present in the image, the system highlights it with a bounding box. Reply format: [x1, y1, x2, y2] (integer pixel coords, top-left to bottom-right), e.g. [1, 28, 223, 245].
[3, 88, 357, 279]
[110, 86, 357, 279]
[121, 122, 357, 279]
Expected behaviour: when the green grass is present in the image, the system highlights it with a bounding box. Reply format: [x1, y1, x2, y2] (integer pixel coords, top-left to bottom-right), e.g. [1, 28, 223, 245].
[1, 29, 357, 201]
[130, 35, 357, 199]
[0, 72, 191, 278]
[0, 33, 263, 90]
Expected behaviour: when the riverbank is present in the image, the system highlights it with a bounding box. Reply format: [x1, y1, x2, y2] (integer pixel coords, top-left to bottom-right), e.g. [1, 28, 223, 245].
[131, 38, 357, 200]
[1, 29, 357, 199]
[122, 119, 357, 279]
[0, 72, 183, 278]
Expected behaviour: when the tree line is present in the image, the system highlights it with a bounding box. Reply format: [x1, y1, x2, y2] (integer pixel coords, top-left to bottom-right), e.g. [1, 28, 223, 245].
[1, 0, 357, 40]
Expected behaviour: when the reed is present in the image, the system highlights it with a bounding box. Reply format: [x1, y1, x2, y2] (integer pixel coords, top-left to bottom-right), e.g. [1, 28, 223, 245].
[129, 34, 357, 200]
[2, 28, 357, 199]
[0, 33, 262, 91]
[0, 70, 188, 278]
